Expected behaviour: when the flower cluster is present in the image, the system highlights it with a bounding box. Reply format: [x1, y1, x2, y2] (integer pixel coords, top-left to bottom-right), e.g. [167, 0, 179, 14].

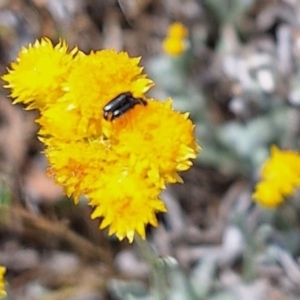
[253, 146, 300, 207]
[162, 22, 189, 56]
[2, 38, 200, 241]
[0, 266, 6, 298]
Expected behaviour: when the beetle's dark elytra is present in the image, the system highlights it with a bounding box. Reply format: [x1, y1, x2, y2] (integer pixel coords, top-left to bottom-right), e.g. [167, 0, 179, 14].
[103, 92, 147, 121]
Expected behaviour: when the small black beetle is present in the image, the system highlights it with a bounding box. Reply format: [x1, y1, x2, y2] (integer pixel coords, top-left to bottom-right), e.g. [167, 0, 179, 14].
[103, 92, 147, 121]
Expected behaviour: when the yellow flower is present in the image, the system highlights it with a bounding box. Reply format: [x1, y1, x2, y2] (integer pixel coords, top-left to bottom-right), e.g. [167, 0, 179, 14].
[40, 50, 154, 139]
[0, 266, 6, 298]
[162, 22, 189, 56]
[89, 161, 167, 242]
[44, 97, 199, 241]
[2, 38, 200, 242]
[110, 98, 200, 187]
[2, 38, 78, 110]
[163, 38, 187, 56]
[253, 146, 300, 207]
[167, 22, 189, 39]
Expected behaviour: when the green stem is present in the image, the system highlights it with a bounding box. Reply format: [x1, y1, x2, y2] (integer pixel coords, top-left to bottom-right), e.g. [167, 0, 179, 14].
[135, 235, 168, 300]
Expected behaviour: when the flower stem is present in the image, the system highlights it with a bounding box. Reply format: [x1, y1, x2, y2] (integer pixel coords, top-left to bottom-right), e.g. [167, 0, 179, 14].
[135, 235, 168, 300]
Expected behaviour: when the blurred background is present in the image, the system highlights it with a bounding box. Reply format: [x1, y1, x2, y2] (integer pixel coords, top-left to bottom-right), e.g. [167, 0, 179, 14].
[1, 0, 300, 299]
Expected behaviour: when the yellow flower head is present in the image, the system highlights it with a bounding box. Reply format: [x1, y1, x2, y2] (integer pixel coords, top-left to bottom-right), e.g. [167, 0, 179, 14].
[44, 97, 199, 241]
[89, 161, 167, 242]
[163, 22, 189, 56]
[163, 38, 187, 56]
[167, 22, 189, 39]
[253, 146, 300, 207]
[110, 98, 200, 187]
[0, 266, 6, 298]
[2, 38, 200, 242]
[39, 50, 154, 139]
[2, 38, 78, 109]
